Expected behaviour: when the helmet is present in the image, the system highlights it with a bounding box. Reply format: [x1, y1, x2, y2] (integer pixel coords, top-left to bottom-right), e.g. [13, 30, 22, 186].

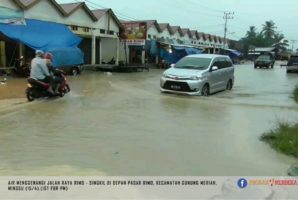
[44, 52, 53, 60]
[35, 50, 44, 56]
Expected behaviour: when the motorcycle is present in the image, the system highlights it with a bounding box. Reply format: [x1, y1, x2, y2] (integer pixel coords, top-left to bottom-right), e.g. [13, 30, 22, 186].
[13, 56, 30, 77]
[26, 70, 70, 101]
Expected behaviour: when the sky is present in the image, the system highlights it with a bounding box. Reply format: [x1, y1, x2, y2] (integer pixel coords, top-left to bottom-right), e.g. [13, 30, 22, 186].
[57, 0, 298, 50]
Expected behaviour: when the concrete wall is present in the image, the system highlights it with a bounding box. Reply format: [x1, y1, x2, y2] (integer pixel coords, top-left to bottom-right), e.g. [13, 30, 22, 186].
[147, 26, 159, 39]
[181, 34, 191, 44]
[158, 29, 171, 40]
[0, 0, 18, 9]
[172, 32, 181, 40]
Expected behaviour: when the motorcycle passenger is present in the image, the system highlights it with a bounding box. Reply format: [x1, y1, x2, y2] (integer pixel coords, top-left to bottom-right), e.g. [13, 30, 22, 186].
[30, 50, 54, 94]
[44, 52, 63, 93]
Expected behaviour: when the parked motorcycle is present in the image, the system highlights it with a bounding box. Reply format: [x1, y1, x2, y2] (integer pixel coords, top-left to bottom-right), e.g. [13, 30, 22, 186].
[13, 56, 30, 77]
[26, 70, 70, 101]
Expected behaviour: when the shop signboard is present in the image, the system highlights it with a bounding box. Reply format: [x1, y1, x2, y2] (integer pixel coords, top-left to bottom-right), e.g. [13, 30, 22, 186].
[121, 39, 145, 46]
[122, 22, 147, 40]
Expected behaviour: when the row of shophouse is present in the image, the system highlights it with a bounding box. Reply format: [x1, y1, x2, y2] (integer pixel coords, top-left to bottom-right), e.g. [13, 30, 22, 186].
[0, 0, 235, 69]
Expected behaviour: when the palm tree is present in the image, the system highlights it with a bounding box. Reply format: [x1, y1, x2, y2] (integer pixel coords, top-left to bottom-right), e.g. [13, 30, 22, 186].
[262, 20, 277, 40]
[246, 26, 257, 38]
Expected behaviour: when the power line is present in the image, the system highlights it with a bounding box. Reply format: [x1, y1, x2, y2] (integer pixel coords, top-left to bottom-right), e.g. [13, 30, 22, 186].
[184, 0, 224, 13]
[83, 0, 139, 21]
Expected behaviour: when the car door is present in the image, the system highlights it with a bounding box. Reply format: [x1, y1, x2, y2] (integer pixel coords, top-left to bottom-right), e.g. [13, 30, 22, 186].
[222, 58, 234, 89]
[208, 58, 223, 93]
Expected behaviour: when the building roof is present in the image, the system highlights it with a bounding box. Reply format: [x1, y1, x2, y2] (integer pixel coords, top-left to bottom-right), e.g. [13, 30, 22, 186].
[59, 2, 97, 21]
[13, 0, 67, 15]
[14, 0, 40, 9]
[19, 0, 36, 6]
[92, 9, 123, 29]
[158, 23, 169, 31]
[92, 9, 109, 19]
[180, 28, 191, 37]
[170, 26, 182, 35]
[197, 32, 206, 40]
[190, 30, 198, 38]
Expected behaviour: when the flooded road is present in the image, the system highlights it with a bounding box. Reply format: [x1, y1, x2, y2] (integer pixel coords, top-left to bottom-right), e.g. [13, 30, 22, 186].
[0, 61, 298, 176]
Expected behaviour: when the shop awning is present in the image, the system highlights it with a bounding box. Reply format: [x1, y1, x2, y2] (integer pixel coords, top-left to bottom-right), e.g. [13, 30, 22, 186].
[0, 19, 82, 50]
[172, 45, 203, 55]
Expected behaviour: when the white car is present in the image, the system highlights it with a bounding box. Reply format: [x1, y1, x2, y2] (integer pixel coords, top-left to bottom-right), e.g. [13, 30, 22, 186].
[160, 54, 234, 96]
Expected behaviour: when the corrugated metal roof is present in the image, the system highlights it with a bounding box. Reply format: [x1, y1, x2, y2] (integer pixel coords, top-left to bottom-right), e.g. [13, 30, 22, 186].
[59, 2, 81, 14]
[92, 9, 109, 20]
[158, 23, 169, 31]
[19, 0, 36, 6]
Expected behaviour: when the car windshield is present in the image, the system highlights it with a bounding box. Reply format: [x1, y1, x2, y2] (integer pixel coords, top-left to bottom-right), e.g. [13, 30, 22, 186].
[174, 57, 212, 70]
[257, 55, 271, 61]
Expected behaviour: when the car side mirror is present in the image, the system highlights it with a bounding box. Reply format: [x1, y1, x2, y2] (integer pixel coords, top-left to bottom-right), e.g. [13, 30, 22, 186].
[211, 66, 219, 71]
[170, 64, 175, 68]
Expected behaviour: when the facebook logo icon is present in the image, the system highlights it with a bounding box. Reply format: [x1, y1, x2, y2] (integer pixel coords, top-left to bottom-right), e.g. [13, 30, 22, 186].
[237, 178, 248, 188]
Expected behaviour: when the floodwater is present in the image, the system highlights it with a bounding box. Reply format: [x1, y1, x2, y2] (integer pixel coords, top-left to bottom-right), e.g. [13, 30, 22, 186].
[0, 61, 298, 176]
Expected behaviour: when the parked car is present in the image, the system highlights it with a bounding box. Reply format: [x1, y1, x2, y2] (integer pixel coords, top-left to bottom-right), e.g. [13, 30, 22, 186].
[160, 54, 234, 96]
[286, 55, 298, 73]
[254, 54, 275, 69]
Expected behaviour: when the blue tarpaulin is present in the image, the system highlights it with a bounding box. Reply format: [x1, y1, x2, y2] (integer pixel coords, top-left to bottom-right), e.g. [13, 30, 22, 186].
[160, 44, 203, 64]
[185, 47, 203, 55]
[0, 19, 82, 51]
[49, 47, 84, 68]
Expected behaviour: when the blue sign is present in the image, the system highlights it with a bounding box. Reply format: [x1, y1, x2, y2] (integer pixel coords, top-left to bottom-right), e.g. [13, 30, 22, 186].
[237, 178, 248, 188]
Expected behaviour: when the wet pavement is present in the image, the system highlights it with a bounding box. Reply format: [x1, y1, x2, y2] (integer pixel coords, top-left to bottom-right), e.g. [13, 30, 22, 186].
[0, 61, 298, 176]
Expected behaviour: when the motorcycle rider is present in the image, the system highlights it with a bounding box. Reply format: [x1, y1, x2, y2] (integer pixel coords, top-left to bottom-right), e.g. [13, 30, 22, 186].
[44, 52, 63, 93]
[30, 50, 55, 94]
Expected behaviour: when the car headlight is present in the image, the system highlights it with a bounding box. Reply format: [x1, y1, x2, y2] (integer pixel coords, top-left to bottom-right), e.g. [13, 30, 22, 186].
[190, 76, 205, 81]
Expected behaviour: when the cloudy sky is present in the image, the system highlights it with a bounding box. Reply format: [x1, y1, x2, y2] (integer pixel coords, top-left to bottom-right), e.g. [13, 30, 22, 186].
[58, 0, 298, 49]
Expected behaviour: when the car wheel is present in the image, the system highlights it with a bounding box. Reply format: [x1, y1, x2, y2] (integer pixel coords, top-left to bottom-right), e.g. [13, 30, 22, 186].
[226, 80, 233, 90]
[26, 88, 35, 102]
[201, 84, 209, 96]
[254, 65, 257, 69]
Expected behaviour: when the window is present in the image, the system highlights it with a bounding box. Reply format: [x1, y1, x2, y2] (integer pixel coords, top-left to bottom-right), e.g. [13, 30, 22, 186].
[212, 58, 226, 69]
[100, 29, 106, 34]
[108, 30, 114, 35]
[225, 58, 233, 68]
[71, 26, 78, 31]
[148, 34, 152, 39]
[153, 35, 157, 39]
[83, 27, 90, 32]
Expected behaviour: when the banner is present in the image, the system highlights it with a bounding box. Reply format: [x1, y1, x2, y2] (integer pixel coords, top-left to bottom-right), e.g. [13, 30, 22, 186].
[122, 22, 147, 40]
[0, 176, 297, 199]
[0, 7, 26, 25]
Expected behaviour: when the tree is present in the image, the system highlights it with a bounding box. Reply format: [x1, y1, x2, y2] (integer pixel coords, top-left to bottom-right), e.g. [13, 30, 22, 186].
[261, 20, 277, 40]
[246, 26, 257, 38]
[240, 20, 288, 58]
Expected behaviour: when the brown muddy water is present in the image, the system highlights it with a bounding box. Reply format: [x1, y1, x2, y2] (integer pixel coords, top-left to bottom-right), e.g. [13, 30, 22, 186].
[0, 62, 298, 176]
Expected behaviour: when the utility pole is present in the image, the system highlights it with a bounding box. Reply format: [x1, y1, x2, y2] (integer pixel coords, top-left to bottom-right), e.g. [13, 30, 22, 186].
[223, 12, 234, 50]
